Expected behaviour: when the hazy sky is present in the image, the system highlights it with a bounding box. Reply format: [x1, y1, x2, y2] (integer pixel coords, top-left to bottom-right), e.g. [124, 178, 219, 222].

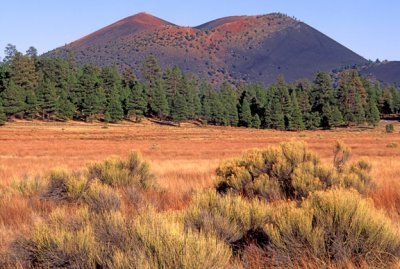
[1, 0, 399, 60]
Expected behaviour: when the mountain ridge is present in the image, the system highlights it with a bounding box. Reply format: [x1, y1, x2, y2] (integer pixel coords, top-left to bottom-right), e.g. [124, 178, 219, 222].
[47, 12, 367, 85]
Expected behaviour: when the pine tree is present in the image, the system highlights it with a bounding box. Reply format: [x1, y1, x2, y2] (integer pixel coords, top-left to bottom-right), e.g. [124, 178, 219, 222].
[289, 91, 305, 131]
[330, 105, 344, 128]
[10, 52, 37, 92]
[24, 89, 38, 119]
[149, 79, 169, 119]
[366, 100, 380, 126]
[37, 80, 58, 120]
[312, 72, 334, 112]
[270, 95, 285, 130]
[220, 83, 239, 126]
[199, 82, 213, 123]
[57, 90, 76, 120]
[239, 98, 252, 127]
[251, 114, 261, 129]
[126, 83, 147, 121]
[142, 55, 161, 92]
[171, 93, 188, 125]
[1, 81, 25, 118]
[105, 90, 124, 123]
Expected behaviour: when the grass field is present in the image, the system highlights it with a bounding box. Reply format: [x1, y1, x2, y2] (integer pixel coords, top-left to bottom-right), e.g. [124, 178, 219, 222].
[1, 120, 399, 192]
[1, 120, 400, 268]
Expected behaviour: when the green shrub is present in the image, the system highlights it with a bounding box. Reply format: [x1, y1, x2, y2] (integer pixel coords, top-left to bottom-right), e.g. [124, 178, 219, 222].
[216, 142, 375, 201]
[184, 191, 270, 245]
[87, 152, 155, 189]
[263, 189, 400, 267]
[385, 123, 395, 133]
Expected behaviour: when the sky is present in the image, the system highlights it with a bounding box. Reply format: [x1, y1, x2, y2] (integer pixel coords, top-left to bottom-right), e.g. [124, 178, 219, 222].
[1, 0, 399, 61]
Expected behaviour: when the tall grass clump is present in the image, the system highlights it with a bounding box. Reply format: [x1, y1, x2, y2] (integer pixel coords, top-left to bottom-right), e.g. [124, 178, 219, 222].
[263, 188, 400, 267]
[87, 152, 155, 190]
[216, 141, 374, 201]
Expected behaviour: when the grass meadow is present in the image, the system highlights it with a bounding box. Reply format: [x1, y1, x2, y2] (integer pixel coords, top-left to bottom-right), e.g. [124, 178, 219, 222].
[0, 119, 399, 268]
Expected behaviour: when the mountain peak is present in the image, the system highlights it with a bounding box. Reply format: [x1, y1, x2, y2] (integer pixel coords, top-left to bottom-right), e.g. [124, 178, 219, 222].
[122, 12, 172, 26]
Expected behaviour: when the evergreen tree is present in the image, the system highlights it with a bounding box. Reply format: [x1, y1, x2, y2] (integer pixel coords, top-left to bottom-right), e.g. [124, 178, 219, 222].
[288, 91, 305, 131]
[311, 72, 334, 127]
[251, 114, 261, 129]
[171, 93, 188, 125]
[270, 95, 285, 130]
[304, 112, 321, 130]
[366, 100, 380, 126]
[57, 90, 76, 120]
[220, 83, 239, 126]
[330, 105, 344, 128]
[105, 90, 124, 123]
[199, 82, 213, 123]
[24, 89, 38, 119]
[149, 79, 169, 119]
[10, 52, 37, 92]
[379, 87, 393, 114]
[239, 98, 252, 127]
[37, 80, 58, 120]
[121, 67, 137, 89]
[142, 55, 161, 92]
[3, 44, 17, 63]
[126, 83, 147, 121]
[1, 81, 25, 118]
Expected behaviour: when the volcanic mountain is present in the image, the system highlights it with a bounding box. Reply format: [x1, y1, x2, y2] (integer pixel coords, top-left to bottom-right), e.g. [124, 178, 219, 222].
[47, 12, 367, 85]
[360, 61, 400, 86]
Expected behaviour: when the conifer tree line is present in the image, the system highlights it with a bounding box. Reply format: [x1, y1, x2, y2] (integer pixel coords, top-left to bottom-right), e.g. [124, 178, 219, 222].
[0, 44, 399, 129]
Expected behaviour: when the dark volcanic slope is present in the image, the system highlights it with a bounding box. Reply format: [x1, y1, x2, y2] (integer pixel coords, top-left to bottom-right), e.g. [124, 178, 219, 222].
[361, 61, 400, 86]
[47, 12, 367, 85]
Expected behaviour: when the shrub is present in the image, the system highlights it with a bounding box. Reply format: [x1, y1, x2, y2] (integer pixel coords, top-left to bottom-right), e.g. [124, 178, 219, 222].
[134, 209, 232, 269]
[263, 189, 400, 267]
[83, 180, 121, 213]
[12, 207, 99, 268]
[43, 169, 88, 202]
[385, 123, 395, 133]
[184, 191, 270, 246]
[87, 152, 155, 190]
[216, 142, 375, 201]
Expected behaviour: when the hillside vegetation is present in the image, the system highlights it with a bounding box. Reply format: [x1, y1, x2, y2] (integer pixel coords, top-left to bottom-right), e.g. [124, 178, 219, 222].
[1, 141, 399, 268]
[1, 48, 399, 129]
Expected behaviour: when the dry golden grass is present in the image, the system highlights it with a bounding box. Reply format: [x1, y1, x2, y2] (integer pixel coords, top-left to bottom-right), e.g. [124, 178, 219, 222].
[1, 120, 399, 192]
[0, 119, 399, 268]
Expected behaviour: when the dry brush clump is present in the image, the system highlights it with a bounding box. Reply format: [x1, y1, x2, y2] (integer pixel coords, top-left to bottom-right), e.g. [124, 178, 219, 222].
[216, 141, 374, 201]
[263, 189, 400, 267]
[87, 152, 155, 190]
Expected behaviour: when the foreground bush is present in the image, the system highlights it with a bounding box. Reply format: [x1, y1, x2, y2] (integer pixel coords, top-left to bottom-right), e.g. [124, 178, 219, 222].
[134, 210, 232, 269]
[87, 152, 155, 189]
[216, 141, 374, 201]
[11, 206, 231, 269]
[43, 169, 87, 202]
[264, 188, 400, 267]
[184, 191, 270, 248]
